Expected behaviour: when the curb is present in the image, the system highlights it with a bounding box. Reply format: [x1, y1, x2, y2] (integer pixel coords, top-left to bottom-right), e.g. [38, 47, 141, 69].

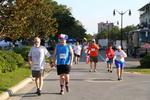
[0, 69, 52, 100]
[0, 63, 52, 100]
[0, 77, 32, 100]
[125, 71, 142, 75]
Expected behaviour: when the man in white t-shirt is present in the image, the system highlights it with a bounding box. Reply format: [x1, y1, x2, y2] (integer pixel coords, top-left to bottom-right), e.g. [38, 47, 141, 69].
[73, 42, 82, 64]
[28, 37, 51, 96]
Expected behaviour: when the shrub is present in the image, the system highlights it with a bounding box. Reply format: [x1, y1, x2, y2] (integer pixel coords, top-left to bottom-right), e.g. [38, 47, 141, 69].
[0, 50, 25, 73]
[0, 51, 17, 72]
[13, 46, 31, 61]
[140, 53, 150, 68]
[0, 56, 7, 73]
[6, 51, 24, 67]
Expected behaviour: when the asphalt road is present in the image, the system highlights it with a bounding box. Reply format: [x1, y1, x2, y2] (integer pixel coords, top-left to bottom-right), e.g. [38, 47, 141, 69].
[8, 60, 150, 100]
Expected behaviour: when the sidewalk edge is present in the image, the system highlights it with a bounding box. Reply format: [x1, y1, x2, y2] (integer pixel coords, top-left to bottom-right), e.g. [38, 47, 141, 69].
[0, 77, 32, 100]
[0, 70, 51, 100]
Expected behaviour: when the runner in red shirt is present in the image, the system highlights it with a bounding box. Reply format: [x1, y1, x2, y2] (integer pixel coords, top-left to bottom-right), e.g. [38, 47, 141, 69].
[87, 39, 99, 72]
[105, 44, 115, 73]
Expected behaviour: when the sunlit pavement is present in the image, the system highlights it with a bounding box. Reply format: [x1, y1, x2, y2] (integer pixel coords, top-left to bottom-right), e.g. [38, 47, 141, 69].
[8, 60, 150, 100]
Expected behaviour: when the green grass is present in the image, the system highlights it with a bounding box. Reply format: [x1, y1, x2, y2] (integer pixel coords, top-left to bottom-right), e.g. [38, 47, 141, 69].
[125, 68, 150, 74]
[0, 67, 31, 93]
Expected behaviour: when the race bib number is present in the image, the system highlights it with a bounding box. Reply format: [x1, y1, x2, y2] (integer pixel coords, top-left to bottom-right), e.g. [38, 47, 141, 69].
[91, 48, 95, 51]
[60, 53, 66, 59]
[32, 61, 39, 65]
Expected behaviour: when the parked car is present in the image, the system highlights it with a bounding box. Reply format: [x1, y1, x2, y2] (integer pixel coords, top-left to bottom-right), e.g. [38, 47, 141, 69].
[0, 40, 12, 49]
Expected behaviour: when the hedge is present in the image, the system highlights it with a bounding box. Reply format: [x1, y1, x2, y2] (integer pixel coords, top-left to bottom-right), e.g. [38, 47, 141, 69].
[0, 50, 25, 73]
[140, 53, 150, 68]
[13, 46, 31, 61]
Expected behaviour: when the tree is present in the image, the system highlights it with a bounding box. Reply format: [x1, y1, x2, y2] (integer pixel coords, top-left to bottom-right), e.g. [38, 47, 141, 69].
[69, 20, 86, 40]
[0, 0, 57, 41]
[1, 0, 87, 42]
[52, 2, 86, 40]
[95, 24, 137, 44]
[122, 25, 137, 40]
[84, 33, 93, 41]
[110, 26, 120, 41]
[0, 0, 14, 38]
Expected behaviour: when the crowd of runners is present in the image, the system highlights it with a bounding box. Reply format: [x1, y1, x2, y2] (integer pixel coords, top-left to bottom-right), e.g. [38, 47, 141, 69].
[28, 34, 127, 96]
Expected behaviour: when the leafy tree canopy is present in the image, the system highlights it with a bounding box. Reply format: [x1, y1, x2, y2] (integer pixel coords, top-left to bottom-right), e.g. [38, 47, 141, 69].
[0, 0, 87, 42]
[0, 0, 57, 41]
[52, 1, 86, 40]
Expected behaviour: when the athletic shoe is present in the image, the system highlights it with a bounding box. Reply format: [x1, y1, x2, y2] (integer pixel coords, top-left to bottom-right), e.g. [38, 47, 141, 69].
[120, 77, 123, 80]
[89, 69, 92, 72]
[60, 90, 64, 95]
[35, 88, 39, 94]
[37, 89, 41, 96]
[66, 86, 69, 92]
[94, 69, 97, 72]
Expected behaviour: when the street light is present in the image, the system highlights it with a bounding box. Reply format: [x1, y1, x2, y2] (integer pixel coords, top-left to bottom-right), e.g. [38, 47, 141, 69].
[113, 9, 131, 49]
[106, 21, 110, 46]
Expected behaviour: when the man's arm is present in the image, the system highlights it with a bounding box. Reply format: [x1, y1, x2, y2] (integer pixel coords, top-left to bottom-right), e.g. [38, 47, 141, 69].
[95, 43, 100, 50]
[28, 56, 32, 68]
[44, 47, 54, 67]
[69, 46, 74, 67]
[122, 50, 127, 58]
[105, 49, 108, 58]
[28, 48, 32, 67]
[50, 47, 56, 68]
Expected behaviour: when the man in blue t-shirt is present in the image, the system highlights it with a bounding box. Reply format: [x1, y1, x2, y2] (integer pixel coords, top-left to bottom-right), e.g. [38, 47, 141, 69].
[53, 34, 74, 95]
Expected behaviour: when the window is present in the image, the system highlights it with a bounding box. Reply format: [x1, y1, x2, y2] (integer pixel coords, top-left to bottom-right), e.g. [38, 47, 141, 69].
[139, 31, 150, 43]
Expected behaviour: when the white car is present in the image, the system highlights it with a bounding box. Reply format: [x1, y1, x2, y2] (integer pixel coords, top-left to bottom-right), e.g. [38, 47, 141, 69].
[0, 40, 12, 49]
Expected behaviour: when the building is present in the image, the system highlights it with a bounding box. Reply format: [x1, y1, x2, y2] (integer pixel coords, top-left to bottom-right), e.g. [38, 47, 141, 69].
[139, 2, 150, 28]
[127, 3, 150, 57]
[97, 22, 114, 33]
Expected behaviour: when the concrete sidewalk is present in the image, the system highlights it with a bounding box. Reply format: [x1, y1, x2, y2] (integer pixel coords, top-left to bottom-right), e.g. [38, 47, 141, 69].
[6, 61, 150, 100]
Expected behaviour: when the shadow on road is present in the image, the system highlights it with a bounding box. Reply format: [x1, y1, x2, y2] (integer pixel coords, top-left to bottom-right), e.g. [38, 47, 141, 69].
[10, 92, 61, 98]
[43, 78, 116, 82]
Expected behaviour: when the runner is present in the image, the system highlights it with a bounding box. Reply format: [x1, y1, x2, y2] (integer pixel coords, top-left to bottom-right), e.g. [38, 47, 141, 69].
[28, 36, 51, 96]
[114, 45, 127, 80]
[73, 42, 82, 64]
[105, 44, 115, 73]
[53, 34, 74, 95]
[87, 39, 100, 72]
[83, 42, 90, 63]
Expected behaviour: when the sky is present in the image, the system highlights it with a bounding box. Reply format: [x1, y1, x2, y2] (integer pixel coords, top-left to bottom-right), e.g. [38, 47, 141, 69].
[55, 0, 149, 34]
